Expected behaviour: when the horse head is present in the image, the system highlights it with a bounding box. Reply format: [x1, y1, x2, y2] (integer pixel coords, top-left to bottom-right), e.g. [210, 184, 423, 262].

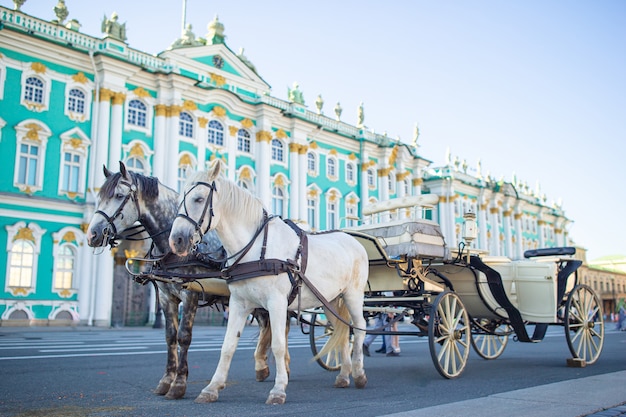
[169, 159, 224, 256]
[86, 161, 142, 247]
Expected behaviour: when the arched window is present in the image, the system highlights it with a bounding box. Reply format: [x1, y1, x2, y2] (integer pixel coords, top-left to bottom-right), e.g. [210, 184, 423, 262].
[61, 151, 81, 193]
[271, 139, 284, 162]
[208, 120, 224, 146]
[125, 156, 145, 173]
[307, 197, 318, 230]
[367, 168, 376, 189]
[272, 186, 285, 217]
[127, 99, 147, 127]
[346, 162, 355, 184]
[327, 157, 337, 179]
[67, 88, 86, 114]
[179, 111, 194, 138]
[8, 240, 34, 288]
[307, 152, 317, 175]
[327, 200, 338, 230]
[17, 142, 40, 186]
[24, 76, 44, 103]
[54, 244, 76, 291]
[237, 129, 251, 153]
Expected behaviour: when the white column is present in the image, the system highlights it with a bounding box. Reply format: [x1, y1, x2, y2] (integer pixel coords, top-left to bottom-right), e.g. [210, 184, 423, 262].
[256, 130, 271, 207]
[477, 203, 489, 251]
[489, 206, 501, 256]
[94, 88, 112, 186]
[107, 92, 124, 169]
[226, 124, 237, 181]
[92, 253, 114, 326]
[298, 146, 308, 223]
[153, 104, 167, 178]
[503, 209, 513, 258]
[538, 219, 546, 248]
[197, 117, 208, 169]
[514, 211, 524, 259]
[360, 163, 370, 221]
[289, 143, 300, 220]
[165, 105, 181, 188]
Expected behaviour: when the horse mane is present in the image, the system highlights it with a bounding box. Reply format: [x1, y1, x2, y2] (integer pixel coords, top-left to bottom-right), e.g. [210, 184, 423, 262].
[187, 170, 264, 225]
[99, 171, 161, 202]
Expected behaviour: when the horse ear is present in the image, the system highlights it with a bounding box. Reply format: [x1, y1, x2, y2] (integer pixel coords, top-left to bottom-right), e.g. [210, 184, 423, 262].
[119, 161, 129, 179]
[208, 158, 223, 181]
[103, 165, 112, 178]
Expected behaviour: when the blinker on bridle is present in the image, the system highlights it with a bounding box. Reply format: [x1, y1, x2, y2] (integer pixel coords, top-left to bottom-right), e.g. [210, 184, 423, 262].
[94, 178, 140, 247]
[175, 181, 217, 249]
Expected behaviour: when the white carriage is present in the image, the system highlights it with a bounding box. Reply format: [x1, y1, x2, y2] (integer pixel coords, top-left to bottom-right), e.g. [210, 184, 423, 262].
[308, 195, 604, 378]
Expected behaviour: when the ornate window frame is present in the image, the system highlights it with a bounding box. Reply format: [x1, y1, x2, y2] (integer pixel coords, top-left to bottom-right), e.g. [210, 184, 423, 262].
[207, 119, 225, 147]
[5, 221, 46, 297]
[64, 74, 93, 122]
[306, 151, 318, 177]
[20, 63, 52, 112]
[177, 152, 197, 193]
[58, 127, 91, 199]
[178, 110, 195, 142]
[271, 138, 285, 163]
[122, 140, 153, 175]
[325, 187, 342, 230]
[14, 119, 51, 194]
[51, 227, 84, 298]
[306, 185, 321, 232]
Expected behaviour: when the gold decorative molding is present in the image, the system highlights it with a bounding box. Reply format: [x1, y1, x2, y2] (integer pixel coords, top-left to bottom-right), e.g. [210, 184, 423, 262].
[439, 195, 458, 203]
[489, 207, 499, 214]
[229, 126, 238, 136]
[256, 130, 272, 143]
[111, 92, 126, 105]
[412, 178, 423, 186]
[68, 137, 83, 149]
[274, 176, 285, 186]
[155, 104, 167, 117]
[309, 141, 319, 149]
[348, 153, 357, 160]
[11, 287, 28, 296]
[212, 106, 226, 117]
[99, 88, 114, 102]
[347, 196, 357, 205]
[179, 154, 193, 166]
[80, 223, 89, 233]
[31, 62, 46, 73]
[129, 143, 145, 157]
[307, 188, 319, 198]
[182, 100, 197, 111]
[14, 227, 35, 242]
[503, 209, 513, 217]
[328, 190, 338, 202]
[480, 203, 488, 210]
[239, 167, 252, 180]
[275, 129, 287, 139]
[62, 231, 76, 243]
[168, 105, 182, 117]
[329, 149, 338, 155]
[209, 72, 226, 87]
[514, 213, 522, 220]
[132, 87, 150, 98]
[377, 167, 393, 177]
[24, 123, 43, 141]
[396, 171, 410, 181]
[241, 118, 254, 129]
[289, 143, 300, 152]
[298, 144, 308, 154]
[72, 72, 88, 84]
[198, 117, 208, 128]
[538, 220, 546, 226]
[389, 145, 399, 165]
[555, 228, 563, 234]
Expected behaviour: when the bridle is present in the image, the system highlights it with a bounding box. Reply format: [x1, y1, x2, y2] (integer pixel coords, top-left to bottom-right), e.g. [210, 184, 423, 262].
[94, 177, 141, 247]
[175, 181, 217, 249]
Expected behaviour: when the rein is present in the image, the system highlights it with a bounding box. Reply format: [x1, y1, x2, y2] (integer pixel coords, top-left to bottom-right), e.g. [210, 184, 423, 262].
[94, 177, 143, 248]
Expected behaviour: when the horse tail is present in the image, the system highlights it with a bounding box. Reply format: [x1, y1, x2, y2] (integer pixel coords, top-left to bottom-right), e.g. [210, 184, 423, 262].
[313, 297, 350, 361]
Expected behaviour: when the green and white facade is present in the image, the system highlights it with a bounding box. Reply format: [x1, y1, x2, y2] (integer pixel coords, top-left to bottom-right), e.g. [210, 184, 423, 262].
[0, 5, 573, 327]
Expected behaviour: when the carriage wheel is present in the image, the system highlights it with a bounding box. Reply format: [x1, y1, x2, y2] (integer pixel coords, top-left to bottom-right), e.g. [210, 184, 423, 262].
[428, 291, 471, 378]
[564, 284, 604, 365]
[309, 312, 342, 371]
[470, 322, 511, 360]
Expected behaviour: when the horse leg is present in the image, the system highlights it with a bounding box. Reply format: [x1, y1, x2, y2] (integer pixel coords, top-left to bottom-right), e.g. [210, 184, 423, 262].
[154, 294, 180, 396]
[254, 309, 271, 382]
[266, 300, 289, 405]
[166, 290, 199, 400]
[343, 291, 368, 389]
[195, 299, 250, 404]
[325, 301, 352, 388]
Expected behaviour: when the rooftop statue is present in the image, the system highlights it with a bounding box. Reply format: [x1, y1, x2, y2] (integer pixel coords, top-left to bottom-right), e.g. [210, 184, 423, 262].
[357, 102, 364, 126]
[315, 94, 324, 114]
[170, 24, 203, 48]
[288, 82, 305, 105]
[102, 12, 127, 42]
[237, 48, 257, 73]
[334, 102, 342, 121]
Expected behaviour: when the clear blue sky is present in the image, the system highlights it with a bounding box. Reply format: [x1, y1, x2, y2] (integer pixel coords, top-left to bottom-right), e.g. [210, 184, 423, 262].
[8, 0, 626, 261]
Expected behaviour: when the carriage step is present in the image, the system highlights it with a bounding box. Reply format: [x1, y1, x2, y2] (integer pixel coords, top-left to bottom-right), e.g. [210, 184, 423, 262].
[566, 358, 586, 368]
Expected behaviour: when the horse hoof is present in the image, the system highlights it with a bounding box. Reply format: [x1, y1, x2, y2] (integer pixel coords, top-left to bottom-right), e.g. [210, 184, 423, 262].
[256, 367, 270, 382]
[334, 376, 350, 388]
[154, 382, 171, 396]
[195, 391, 219, 403]
[266, 393, 286, 405]
[354, 374, 368, 389]
[165, 384, 186, 400]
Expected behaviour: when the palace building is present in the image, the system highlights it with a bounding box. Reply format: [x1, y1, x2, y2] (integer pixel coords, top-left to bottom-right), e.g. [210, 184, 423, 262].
[3, 4, 618, 327]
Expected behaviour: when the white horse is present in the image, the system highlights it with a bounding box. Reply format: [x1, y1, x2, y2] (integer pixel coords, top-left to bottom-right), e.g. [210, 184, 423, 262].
[169, 159, 369, 405]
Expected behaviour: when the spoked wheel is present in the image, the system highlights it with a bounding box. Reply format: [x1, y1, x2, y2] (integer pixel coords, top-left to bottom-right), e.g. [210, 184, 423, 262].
[309, 312, 342, 371]
[428, 291, 471, 378]
[564, 284, 604, 365]
[470, 321, 511, 360]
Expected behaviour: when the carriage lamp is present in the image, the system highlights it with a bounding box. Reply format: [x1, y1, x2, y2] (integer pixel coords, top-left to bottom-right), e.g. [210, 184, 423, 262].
[462, 211, 477, 246]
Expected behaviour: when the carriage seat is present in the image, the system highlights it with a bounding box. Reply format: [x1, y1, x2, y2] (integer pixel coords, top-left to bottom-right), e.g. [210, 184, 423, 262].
[346, 195, 446, 259]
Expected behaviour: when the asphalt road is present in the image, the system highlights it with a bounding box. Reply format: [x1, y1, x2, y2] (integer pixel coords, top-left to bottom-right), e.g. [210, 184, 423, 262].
[0, 324, 624, 417]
